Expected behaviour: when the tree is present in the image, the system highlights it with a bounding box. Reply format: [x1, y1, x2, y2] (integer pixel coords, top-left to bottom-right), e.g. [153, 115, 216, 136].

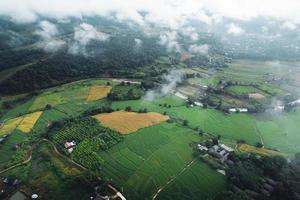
[106, 82, 110, 86]
[125, 106, 132, 112]
[45, 104, 52, 110]
[183, 120, 188, 126]
[256, 142, 263, 148]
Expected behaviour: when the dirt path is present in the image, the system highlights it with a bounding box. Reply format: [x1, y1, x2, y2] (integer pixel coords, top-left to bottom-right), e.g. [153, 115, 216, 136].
[152, 159, 196, 200]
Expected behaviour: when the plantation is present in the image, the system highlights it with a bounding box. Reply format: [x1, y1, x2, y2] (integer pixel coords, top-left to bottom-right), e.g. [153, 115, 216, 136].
[93, 111, 169, 134]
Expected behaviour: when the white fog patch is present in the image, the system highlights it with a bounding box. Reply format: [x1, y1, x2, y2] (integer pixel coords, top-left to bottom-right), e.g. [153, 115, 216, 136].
[159, 31, 181, 53]
[227, 23, 244, 36]
[144, 69, 184, 100]
[134, 38, 142, 48]
[282, 21, 297, 30]
[182, 27, 199, 42]
[189, 44, 209, 55]
[69, 23, 110, 55]
[35, 20, 65, 52]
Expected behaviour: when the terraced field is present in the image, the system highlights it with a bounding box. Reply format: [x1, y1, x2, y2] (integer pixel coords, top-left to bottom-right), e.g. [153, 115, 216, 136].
[98, 122, 225, 200]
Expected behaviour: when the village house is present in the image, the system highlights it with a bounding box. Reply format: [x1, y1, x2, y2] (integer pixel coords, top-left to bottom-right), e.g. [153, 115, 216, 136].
[64, 140, 76, 153]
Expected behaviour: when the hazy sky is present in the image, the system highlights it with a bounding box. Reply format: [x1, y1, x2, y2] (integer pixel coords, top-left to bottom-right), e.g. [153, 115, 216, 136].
[1, 0, 300, 26]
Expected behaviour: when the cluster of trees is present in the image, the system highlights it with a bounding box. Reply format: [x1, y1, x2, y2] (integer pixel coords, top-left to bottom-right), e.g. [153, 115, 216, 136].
[218, 153, 300, 200]
[107, 84, 144, 101]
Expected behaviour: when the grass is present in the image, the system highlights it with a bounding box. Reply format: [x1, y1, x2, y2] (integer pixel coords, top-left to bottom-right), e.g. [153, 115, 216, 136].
[86, 85, 112, 101]
[94, 111, 169, 134]
[98, 122, 224, 200]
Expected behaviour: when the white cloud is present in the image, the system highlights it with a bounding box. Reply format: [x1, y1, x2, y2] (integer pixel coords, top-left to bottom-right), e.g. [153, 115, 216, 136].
[189, 44, 209, 55]
[282, 21, 297, 30]
[69, 23, 110, 55]
[227, 23, 244, 36]
[1, 0, 300, 28]
[35, 21, 65, 52]
[134, 38, 142, 48]
[159, 31, 181, 53]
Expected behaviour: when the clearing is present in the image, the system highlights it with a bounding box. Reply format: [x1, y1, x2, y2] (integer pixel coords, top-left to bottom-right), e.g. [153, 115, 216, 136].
[94, 111, 169, 134]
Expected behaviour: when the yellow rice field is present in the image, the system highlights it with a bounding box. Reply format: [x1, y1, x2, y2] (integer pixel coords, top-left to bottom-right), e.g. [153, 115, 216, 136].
[93, 111, 169, 134]
[86, 85, 112, 101]
[0, 117, 23, 136]
[17, 111, 43, 133]
[0, 111, 43, 135]
[238, 144, 284, 157]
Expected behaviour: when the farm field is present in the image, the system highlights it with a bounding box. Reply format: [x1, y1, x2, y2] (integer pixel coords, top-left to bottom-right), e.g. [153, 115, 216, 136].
[86, 85, 112, 101]
[17, 111, 43, 133]
[0, 130, 28, 169]
[156, 160, 225, 200]
[111, 96, 300, 154]
[98, 122, 224, 200]
[29, 92, 65, 111]
[94, 111, 169, 134]
[237, 144, 284, 157]
[0, 111, 43, 135]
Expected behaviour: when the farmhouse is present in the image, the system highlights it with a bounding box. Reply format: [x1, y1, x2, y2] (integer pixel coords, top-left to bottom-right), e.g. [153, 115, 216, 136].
[228, 108, 248, 113]
[64, 141, 76, 153]
[208, 143, 234, 162]
[197, 144, 208, 151]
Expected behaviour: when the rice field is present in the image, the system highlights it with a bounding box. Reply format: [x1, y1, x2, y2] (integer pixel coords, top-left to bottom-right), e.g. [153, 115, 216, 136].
[94, 111, 169, 134]
[30, 92, 65, 111]
[17, 111, 43, 133]
[98, 122, 225, 200]
[86, 85, 112, 101]
[0, 111, 43, 135]
[0, 117, 23, 136]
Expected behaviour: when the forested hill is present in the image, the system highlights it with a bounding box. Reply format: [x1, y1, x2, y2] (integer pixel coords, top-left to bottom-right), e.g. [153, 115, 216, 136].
[0, 16, 228, 95]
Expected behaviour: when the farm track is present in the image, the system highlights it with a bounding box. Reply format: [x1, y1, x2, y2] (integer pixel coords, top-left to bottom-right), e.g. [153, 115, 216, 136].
[152, 159, 196, 200]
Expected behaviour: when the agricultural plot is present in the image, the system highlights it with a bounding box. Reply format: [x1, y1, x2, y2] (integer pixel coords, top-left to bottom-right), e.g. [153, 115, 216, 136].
[157, 160, 225, 200]
[256, 108, 300, 154]
[94, 111, 169, 134]
[86, 85, 112, 101]
[2, 142, 93, 199]
[0, 117, 23, 136]
[0, 111, 43, 135]
[225, 85, 267, 96]
[17, 111, 43, 133]
[0, 130, 28, 170]
[30, 92, 65, 111]
[98, 122, 224, 200]
[237, 144, 284, 157]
